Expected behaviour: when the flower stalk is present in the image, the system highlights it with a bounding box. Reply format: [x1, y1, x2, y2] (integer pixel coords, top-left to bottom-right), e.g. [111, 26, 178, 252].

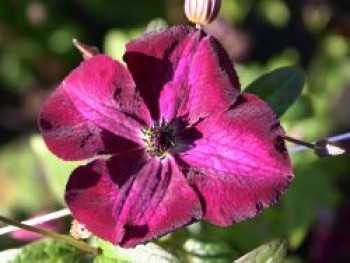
[0, 208, 71, 236]
[285, 135, 346, 156]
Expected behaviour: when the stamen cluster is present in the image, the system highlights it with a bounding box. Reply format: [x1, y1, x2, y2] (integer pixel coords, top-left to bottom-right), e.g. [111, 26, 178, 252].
[142, 121, 177, 159]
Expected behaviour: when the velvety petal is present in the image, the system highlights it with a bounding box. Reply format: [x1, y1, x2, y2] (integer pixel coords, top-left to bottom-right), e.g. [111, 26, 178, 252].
[160, 31, 240, 124]
[65, 153, 202, 247]
[39, 55, 151, 161]
[176, 94, 293, 225]
[124, 26, 195, 119]
[124, 25, 240, 122]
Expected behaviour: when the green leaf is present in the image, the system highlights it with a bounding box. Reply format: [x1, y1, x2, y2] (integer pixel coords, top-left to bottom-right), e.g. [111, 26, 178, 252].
[183, 238, 237, 263]
[234, 239, 287, 263]
[244, 66, 304, 117]
[95, 238, 180, 263]
[11, 238, 92, 263]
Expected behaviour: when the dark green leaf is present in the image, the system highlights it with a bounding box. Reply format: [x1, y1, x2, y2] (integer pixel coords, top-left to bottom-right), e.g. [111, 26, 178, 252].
[245, 66, 304, 117]
[234, 239, 287, 263]
[11, 238, 92, 263]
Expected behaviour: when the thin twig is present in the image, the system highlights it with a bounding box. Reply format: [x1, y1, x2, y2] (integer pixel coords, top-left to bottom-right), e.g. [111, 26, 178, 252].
[0, 209, 71, 235]
[0, 215, 99, 256]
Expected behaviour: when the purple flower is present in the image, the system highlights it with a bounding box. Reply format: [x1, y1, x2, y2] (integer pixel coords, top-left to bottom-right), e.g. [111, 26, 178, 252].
[39, 26, 293, 247]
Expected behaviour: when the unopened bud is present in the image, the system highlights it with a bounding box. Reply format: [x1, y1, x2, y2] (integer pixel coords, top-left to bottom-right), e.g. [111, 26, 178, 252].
[184, 0, 222, 26]
[314, 139, 346, 157]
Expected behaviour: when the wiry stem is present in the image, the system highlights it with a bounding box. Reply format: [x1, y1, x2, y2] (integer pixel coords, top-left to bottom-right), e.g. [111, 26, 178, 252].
[0, 209, 71, 236]
[284, 136, 314, 149]
[0, 215, 99, 257]
[287, 132, 349, 155]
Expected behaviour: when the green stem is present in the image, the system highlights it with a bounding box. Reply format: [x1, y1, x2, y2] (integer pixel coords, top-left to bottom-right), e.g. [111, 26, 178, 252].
[0, 215, 99, 257]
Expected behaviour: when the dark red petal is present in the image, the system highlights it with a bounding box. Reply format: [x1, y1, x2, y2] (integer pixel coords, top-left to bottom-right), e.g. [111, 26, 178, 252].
[160, 31, 240, 124]
[124, 26, 195, 120]
[176, 94, 293, 225]
[39, 55, 151, 161]
[65, 153, 202, 247]
[124, 26, 240, 122]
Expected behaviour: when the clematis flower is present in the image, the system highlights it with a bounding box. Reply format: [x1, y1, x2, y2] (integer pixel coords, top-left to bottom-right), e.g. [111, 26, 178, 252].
[39, 26, 293, 248]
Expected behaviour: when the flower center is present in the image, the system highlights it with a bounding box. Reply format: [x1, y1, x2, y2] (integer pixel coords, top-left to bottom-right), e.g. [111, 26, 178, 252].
[142, 121, 177, 159]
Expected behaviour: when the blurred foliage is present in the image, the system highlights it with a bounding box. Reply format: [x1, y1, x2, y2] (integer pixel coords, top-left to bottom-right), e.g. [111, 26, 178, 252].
[0, 0, 350, 262]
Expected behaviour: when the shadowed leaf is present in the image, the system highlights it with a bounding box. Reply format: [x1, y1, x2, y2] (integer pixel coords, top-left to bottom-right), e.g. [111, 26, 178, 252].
[245, 67, 304, 117]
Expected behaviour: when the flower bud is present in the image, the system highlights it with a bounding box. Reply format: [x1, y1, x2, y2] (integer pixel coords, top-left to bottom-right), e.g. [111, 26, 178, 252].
[184, 0, 222, 25]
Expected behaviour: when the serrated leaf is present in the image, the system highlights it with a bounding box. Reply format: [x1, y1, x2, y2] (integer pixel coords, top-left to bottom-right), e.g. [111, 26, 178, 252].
[244, 66, 304, 117]
[11, 238, 92, 263]
[234, 239, 287, 263]
[183, 238, 236, 263]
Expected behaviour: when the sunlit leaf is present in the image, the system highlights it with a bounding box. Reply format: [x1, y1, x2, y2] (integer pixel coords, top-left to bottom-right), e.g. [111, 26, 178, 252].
[234, 239, 287, 263]
[245, 66, 304, 117]
[95, 238, 180, 263]
[11, 238, 92, 263]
